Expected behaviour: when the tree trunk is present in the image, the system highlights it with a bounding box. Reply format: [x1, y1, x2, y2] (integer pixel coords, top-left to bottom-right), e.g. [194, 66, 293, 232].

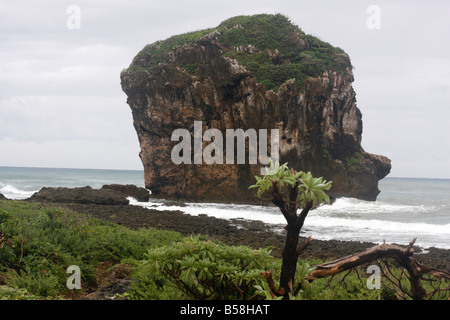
[279, 224, 300, 296]
[275, 201, 313, 298]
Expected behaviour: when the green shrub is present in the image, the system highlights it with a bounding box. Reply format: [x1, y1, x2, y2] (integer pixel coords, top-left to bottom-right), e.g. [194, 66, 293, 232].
[140, 235, 278, 300]
[0, 200, 183, 298]
[125, 260, 188, 300]
[254, 260, 326, 300]
[218, 14, 352, 91]
[128, 14, 352, 91]
[315, 269, 380, 300]
[0, 286, 38, 300]
[5, 271, 61, 298]
[344, 152, 362, 172]
[183, 63, 200, 75]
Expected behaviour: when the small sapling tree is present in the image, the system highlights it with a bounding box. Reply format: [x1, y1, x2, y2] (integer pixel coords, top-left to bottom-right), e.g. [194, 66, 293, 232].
[249, 160, 332, 298]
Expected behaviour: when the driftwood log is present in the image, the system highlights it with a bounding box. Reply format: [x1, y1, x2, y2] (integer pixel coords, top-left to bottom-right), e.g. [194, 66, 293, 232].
[310, 238, 450, 300]
[264, 238, 450, 300]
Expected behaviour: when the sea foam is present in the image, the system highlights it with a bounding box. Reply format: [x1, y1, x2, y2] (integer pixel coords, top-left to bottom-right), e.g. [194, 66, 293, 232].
[0, 183, 38, 200]
[128, 197, 450, 249]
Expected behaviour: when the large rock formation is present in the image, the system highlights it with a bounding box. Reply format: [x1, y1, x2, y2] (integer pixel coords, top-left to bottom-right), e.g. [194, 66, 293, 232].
[121, 14, 391, 203]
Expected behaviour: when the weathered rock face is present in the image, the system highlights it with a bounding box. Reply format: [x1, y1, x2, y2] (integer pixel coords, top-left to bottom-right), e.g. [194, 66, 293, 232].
[121, 14, 391, 203]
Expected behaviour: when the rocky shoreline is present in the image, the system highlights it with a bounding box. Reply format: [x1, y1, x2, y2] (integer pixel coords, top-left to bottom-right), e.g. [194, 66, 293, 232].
[58, 202, 449, 272]
[6, 184, 447, 272]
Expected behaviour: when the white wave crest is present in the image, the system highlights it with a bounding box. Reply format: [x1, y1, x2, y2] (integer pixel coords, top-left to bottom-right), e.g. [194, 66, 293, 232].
[0, 183, 38, 200]
[128, 197, 450, 249]
[315, 197, 432, 216]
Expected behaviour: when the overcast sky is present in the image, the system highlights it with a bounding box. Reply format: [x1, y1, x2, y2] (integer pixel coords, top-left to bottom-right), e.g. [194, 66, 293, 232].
[1, 0, 449, 178]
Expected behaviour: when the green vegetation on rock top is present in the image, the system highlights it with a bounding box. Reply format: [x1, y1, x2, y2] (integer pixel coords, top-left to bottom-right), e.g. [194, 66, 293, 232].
[128, 14, 352, 92]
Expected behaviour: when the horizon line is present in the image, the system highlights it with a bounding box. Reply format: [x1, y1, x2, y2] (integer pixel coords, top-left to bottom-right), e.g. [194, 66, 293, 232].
[0, 165, 144, 172]
[1, 165, 449, 180]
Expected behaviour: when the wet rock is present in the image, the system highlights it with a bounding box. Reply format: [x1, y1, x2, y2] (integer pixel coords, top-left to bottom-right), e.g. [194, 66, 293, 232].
[101, 184, 150, 202]
[84, 263, 133, 300]
[27, 186, 129, 205]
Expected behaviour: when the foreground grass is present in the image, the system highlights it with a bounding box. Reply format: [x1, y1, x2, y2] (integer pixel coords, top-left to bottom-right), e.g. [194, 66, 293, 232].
[1, 200, 448, 300]
[0, 200, 183, 299]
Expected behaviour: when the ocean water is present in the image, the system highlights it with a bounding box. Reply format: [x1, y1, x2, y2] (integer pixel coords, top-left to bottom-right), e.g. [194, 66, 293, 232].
[0, 166, 145, 199]
[1, 166, 449, 250]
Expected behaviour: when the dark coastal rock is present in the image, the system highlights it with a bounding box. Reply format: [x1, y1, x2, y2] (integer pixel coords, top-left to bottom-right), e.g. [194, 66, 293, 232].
[101, 184, 150, 202]
[121, 14, 391, 203]
[0, 193, 6, 201]
[86, 278, 132, 300]
[28, 186, 129, 205]
[84, 263, 133, 300]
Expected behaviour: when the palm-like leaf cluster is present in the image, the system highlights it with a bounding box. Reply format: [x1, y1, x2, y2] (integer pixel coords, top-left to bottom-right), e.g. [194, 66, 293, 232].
[249, 160, 332, 208]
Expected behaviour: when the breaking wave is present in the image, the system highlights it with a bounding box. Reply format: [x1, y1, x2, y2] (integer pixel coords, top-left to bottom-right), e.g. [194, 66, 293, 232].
[0, 183, 38, 200]
[129, 197, 450, 249]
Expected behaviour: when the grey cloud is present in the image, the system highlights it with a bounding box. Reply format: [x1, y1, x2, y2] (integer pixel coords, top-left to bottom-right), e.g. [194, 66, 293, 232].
[0, 0, 449, 176]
